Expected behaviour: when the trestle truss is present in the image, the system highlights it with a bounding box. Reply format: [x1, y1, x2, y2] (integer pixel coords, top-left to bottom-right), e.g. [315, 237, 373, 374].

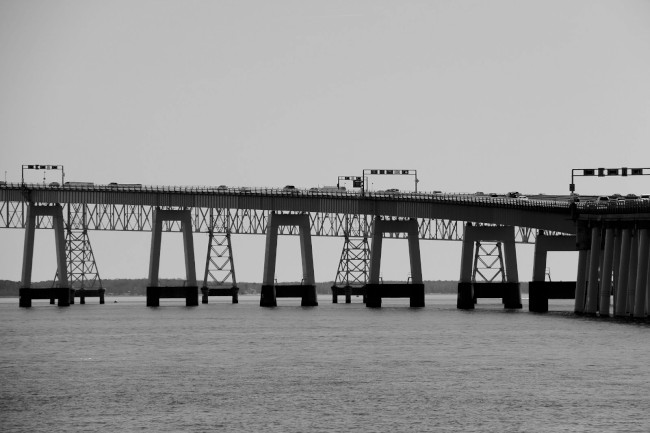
[333, 233, 370, 288]
[203, 229, 237, 288]
[472, 241, 505, 283]
[53, 228, 103, 289]
[0, 201, 554, 243]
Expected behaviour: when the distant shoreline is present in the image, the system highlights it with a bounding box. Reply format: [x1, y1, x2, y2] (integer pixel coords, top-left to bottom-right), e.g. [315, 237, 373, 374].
[1, 279, 530, 297]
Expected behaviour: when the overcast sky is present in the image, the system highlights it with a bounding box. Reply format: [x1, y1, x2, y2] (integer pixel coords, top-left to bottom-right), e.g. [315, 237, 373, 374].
[1, 1, 649, 285]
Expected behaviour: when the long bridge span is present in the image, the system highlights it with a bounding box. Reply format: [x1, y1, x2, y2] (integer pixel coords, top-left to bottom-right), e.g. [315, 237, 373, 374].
[1, 182, 649, 318]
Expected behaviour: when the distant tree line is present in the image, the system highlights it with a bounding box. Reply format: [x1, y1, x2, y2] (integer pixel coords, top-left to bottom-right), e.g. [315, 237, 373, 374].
[0, 279, 529, 297]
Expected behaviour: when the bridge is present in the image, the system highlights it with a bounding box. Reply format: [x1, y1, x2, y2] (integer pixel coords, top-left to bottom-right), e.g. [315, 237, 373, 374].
[1, 182, 649, 317]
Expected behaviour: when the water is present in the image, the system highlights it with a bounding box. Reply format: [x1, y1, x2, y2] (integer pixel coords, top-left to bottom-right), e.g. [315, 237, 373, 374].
[1, 295, 649, 432]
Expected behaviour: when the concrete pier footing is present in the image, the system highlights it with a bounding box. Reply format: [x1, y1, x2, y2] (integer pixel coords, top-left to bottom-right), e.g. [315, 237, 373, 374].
[457, 282, 521, 310]
[331, 285, 365, 303]
[364, 283, 425, 308]
[529, 282, 576, 313]
[201, 286, 239, 304]
[146, 286, 199, 307]
[260, 284, 318, 307]
[75, 288, 106, 305]
[19, 287, 73, 307]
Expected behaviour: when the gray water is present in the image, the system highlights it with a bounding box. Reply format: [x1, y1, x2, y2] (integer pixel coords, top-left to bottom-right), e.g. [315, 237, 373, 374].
[1, 295, 649, 432]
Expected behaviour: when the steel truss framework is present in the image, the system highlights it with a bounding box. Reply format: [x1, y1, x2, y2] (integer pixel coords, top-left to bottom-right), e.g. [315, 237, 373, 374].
[53, 228, 103, 289]
[0, 201, 563, 243]
[472, 241, 505, 283]
[333, 234, 370, 288]
[203, 229, 237, 288]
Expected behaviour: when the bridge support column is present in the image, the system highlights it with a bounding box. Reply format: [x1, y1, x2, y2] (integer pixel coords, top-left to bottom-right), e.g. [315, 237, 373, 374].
[147, 208, 198, 307]
[457, 224, 520, 310]
[19, 204, 70, 307]
[598, 227, 615, 317]
[626, 233, 639, 315]
[365, 217, 424, 308]
[614, 228, 631, 316]
[611, 229, 622, 314]
[584, 225, 602, 315]
[529, 232, 576, 313]
[633, 228, 649, 318]
[260, 213, 317, 307]
[574, 224, 590, 313]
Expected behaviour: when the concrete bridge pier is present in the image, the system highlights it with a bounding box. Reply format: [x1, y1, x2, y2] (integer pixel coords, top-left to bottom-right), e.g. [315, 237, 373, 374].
[529, 232, 576, 313]
[260, 213, 317, 307]
[633, 228, 649, 318]
[574, 224, 590, 314]
[364, 217, 424, 308]
[626, 233, 639, 315]
[19, 204, 71, 307]
[614, 228, 632, 316]
[596, 227, 616, 317]
[147, 208, 198, 307]
[611, 228, 622, 313]
[584, 225, 603, 316]
[457, 224, 521, 310]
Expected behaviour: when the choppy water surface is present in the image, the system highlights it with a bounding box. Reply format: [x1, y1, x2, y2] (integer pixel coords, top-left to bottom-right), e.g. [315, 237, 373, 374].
[1, 295, 649, 432]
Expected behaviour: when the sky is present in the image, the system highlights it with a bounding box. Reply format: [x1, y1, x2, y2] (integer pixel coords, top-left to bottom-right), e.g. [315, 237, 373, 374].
[1, 0, 649, 285]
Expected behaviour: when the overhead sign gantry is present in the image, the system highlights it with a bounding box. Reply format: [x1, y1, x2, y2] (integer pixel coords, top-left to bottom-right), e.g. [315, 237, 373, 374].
[22, 164, 65, 185]
[361, 169, 419, 194]
[570, 167, 648, 193]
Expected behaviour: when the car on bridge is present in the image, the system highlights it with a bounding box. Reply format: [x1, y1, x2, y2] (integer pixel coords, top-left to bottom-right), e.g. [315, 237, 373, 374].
[65, 181, 94, 187]
[283, 185, 300, 194]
